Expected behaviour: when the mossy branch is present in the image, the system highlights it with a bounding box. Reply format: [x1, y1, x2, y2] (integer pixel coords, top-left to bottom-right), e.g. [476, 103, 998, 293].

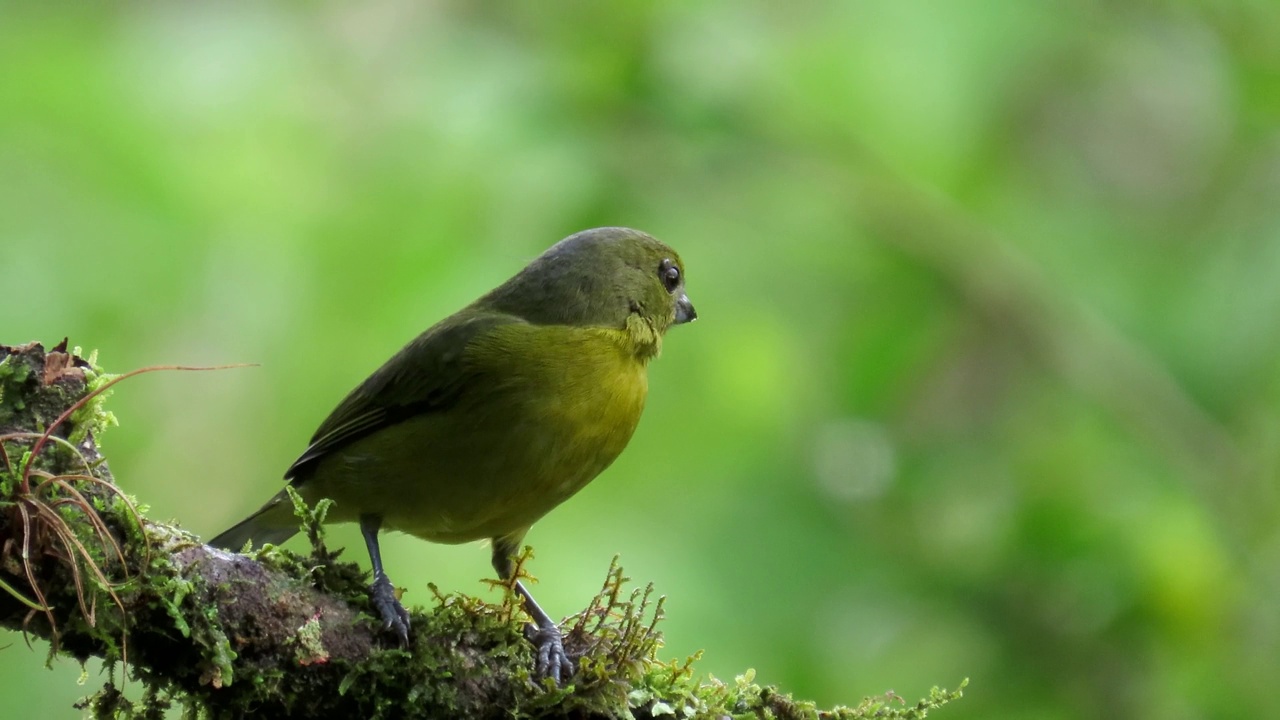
[0, 340, 964, 719]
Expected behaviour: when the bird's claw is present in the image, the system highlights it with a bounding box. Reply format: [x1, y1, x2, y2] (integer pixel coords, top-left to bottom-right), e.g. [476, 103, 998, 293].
[369, 572, 411, 645]
[525, 622, 574, 686]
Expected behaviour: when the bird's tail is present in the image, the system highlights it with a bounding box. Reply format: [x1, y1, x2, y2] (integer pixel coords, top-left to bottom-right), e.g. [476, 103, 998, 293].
[207, 489, 300, 551]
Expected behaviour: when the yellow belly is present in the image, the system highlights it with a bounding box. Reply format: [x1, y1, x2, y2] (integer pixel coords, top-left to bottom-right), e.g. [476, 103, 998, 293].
[301, 325, 649, 542]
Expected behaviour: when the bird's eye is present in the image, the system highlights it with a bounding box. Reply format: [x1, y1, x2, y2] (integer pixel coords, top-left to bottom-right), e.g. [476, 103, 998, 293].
[659, 259, 680, 293]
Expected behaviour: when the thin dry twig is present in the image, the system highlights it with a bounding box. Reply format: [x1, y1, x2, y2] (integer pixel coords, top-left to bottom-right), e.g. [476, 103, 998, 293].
[18, 362, 254, 492]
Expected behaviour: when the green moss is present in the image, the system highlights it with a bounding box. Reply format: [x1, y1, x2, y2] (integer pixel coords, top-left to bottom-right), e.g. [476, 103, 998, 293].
[3, 345, 965, 719]
[66, 508, 967, 719]
[157, 569, 195, 639]
[0, 352, 32, 411]
[111, 525, 964, 719]
[0, 352, 31, 430]
[293, 613, 330, 666]
[68, 348, 118, 445]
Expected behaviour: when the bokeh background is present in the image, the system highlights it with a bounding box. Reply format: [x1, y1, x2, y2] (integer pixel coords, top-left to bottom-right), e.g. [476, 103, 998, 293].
[4, 2, 1280, 718]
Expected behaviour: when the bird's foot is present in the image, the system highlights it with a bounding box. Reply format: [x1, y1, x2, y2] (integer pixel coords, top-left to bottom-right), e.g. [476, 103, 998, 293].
[369, 572, 411, 645]
[524, 621, 574, 686]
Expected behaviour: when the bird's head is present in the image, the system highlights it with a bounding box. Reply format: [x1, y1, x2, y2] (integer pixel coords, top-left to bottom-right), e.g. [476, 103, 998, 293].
[481, 227, 696, 346]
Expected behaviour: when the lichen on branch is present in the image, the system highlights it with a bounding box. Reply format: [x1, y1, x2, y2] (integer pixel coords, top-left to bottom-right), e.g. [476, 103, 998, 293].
[0, 340, 964, 719]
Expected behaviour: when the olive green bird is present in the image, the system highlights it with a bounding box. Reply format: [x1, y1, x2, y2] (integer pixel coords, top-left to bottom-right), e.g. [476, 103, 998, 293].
[209, 227, 695, 684]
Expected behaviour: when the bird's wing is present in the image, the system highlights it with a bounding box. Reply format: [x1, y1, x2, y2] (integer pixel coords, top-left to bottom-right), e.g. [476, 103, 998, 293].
[285, 311, 522, 483]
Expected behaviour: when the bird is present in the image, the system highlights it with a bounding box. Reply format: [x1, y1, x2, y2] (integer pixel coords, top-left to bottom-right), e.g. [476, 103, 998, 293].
[208, 227, 695, 684]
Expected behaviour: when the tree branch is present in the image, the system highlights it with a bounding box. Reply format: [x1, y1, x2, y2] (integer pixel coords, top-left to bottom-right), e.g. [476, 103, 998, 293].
[0, 340, 963, 719]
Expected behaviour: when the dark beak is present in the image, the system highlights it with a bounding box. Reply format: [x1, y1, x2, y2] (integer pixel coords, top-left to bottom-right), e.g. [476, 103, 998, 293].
[674, 293, 697, 324]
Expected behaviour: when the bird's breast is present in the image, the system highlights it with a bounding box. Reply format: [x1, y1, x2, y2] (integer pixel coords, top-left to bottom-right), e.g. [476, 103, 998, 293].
[493, 330, 649, 517]
[312, 325, 651, 543]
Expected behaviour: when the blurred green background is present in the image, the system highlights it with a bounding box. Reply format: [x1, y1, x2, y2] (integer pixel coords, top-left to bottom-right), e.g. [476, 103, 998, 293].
[3, 1, 1280, 718]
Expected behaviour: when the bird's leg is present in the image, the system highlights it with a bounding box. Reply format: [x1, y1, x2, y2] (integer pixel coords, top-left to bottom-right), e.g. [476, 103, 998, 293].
[492, 534, 574, 685]
[513, 579, 572, 684]
[361, 513, 411, 644]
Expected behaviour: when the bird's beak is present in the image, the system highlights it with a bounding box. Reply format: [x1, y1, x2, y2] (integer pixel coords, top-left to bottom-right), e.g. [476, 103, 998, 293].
[674, 293, 697, 324]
